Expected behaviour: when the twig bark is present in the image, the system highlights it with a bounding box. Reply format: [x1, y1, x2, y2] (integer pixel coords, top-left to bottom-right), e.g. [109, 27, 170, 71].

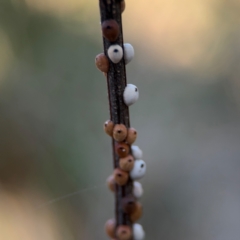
[99, 0, 133, 230]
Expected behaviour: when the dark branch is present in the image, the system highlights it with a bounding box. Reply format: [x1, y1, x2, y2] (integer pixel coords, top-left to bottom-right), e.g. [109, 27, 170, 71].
[99, 0, 133, 231]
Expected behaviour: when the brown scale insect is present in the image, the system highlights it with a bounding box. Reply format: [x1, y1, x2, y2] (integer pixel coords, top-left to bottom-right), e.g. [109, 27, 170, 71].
[121, 1, 126, 13]
[95, 53, 109, 73]
[113, 168, 129, 186]
[102, 19, 120, 42]
[115, 142, 130, 158]
[125, 127, 137, 145]
[105, 218, 116, 239]
[130, 202, 143, 222]
[106, 174, 115, 192]
[116, 225, 132, 240]
[113, 124, 128, 142]
[121, 195, 137, 214]
[104, 120, 114, 137]
[119, 155, 134, 172]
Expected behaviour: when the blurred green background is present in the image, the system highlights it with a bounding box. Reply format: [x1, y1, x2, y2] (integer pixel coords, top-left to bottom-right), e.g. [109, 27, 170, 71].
[0, 0, 240, 239]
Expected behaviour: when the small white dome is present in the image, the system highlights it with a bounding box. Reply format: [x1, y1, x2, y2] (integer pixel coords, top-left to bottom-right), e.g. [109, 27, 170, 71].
[123, 84, 139, 106]
[130, 159, 146, 180]
[124, 43, 134, 64]
[133, 181, 143, 198]
[131, 145, 143, 159]
[107, 44, 123, 63]
[133, 223, 145, 240]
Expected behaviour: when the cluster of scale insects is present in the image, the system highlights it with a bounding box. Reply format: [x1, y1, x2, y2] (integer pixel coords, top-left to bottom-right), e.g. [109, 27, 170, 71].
[95, 2, 145, 240]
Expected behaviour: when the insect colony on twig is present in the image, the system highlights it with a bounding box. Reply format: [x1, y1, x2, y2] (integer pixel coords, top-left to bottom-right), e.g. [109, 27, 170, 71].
[96, 1, 146, 239]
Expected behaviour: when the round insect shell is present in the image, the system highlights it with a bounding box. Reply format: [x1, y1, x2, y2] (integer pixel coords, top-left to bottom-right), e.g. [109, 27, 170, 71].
[123, 84, 139, 106]
[131, 145, 143, 159]
[130, 159, 146, 180]
[121, 0, 126, 13]
[113, 124, 127, 142]
[130, 202, 143, 222]
[115, 142, 130, 158]
[105, 218, 116, 238]
[102, 19, 120, 42]
[126, 127, 137, 145]
[113, 168, 129, 186]
[106, 175, 116, 192]
[123, 43, 134, 65]
[108, 44, 123, 64]
[133, 181, 143, 198]
[119, 155, 134, 172]
[104, 120, 114, 137]
[116, 225, 132, 240]
[95, 53, 109, 73]
[121, 195, 137, 214]
[133, 223, 145, 240]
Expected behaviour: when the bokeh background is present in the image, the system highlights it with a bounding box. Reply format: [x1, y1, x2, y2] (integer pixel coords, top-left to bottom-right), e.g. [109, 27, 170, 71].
[0, 0, 240, 239]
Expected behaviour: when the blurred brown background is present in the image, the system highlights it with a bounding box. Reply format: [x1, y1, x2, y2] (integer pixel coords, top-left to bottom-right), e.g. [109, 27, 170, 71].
[0, 0, 240, 239]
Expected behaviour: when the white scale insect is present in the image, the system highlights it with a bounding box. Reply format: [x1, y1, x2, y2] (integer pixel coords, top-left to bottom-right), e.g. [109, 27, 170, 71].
[133, 181, 143, 199]
[107, 44, 123, 63]
[130, 159, 146, 180]
[123, 43, 134, 65]
[133, 223, 145, 240]
[131, 145, 143, 159]
[123, 84, 139, 106]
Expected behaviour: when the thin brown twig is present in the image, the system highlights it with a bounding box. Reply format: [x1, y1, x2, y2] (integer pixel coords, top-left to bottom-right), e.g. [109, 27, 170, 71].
[99, 0, 133, 230]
